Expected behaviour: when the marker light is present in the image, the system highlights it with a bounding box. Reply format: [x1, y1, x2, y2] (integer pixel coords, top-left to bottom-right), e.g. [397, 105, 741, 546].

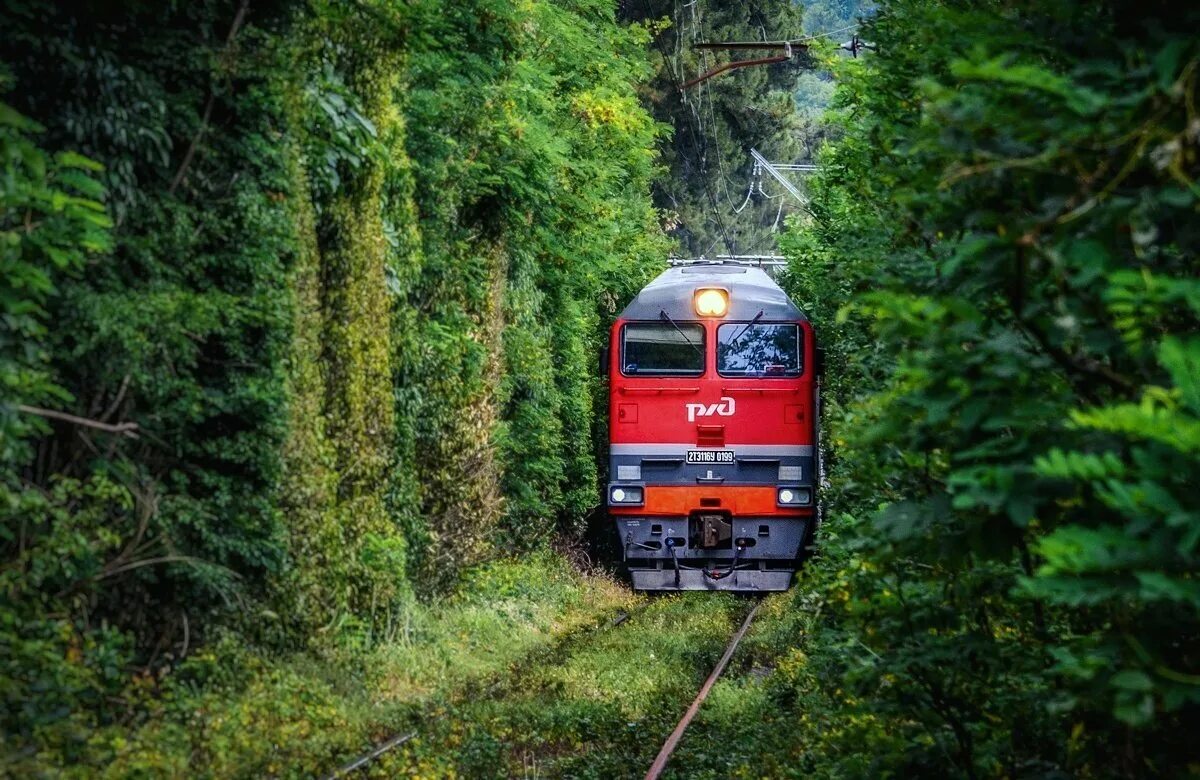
[694, 288, 729, 317]
[778, 487, 812, 506]
[609, 486, 644, 505]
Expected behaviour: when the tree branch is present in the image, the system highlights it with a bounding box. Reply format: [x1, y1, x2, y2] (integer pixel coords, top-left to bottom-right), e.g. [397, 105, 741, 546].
[168, 0, 250, 194]
[97, 555, 199, 580]
[17, 404, 139, 437]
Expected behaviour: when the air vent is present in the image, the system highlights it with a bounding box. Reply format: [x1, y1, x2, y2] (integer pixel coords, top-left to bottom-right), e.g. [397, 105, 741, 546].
[779, 465, 802, 481]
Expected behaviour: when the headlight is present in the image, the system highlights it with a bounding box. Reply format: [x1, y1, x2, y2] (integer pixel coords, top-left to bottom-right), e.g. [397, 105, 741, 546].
[609, 485, 644, 505]
[777, 487, 812, 506]
[694, 288, 729, 317]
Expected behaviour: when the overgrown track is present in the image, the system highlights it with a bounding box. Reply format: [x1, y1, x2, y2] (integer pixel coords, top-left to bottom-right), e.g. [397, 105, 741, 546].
[318, 602, 648, 779]
[320, 593, 767, 778]
[643, 598, 763, 780]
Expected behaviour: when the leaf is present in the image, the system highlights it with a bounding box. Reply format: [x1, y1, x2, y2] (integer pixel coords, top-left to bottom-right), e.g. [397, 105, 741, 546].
[949, 54, 1107, 115]
[0, 101, 42, 131]
[53, 150, 104, 172]
[1158, 337, 1200, 412]
[1110, 669, 1153, 692]
[1113, 691, 1155, 727]
[1135, 572, 1200, 608]
[1152, 38, 1189, 89]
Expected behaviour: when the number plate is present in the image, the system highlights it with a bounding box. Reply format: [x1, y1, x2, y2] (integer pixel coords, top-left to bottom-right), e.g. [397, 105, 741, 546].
[686, 450, 734, 464]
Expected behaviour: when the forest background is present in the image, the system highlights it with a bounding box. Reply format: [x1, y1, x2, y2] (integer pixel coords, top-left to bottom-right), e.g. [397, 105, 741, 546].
[2, 0, 1197, 776]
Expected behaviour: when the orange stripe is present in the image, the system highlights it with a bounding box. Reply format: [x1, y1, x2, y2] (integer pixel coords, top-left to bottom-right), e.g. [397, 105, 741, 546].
[609, 486, 812, 517]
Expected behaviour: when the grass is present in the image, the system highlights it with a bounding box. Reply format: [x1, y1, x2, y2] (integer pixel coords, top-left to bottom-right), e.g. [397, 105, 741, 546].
[62, 551, 637, 778]
[661, 589, 823, 779]
[372, 592, 760, 778]
[34, 553, 826, 779]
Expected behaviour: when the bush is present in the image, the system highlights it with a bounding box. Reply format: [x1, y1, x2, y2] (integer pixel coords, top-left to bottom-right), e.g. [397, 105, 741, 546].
[783, 0, 1200, 774]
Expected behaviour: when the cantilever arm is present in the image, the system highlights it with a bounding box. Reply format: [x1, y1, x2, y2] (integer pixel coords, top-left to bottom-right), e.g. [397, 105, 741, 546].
[681, 53, 791, 89]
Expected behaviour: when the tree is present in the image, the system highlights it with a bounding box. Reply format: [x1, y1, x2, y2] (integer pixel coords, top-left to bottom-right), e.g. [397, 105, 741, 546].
[784, 0, 1200, 774]
[623, 0, 810, 256]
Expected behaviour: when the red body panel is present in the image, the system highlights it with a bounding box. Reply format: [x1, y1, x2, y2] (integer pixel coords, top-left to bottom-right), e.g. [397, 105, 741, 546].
[609, 318, 815, 448]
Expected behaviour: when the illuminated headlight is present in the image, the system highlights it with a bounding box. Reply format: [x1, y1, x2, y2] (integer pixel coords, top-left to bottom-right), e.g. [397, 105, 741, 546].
[609, 485, 644, 505]
[694, 288, 729, 317]
[777, 487, 812, 506]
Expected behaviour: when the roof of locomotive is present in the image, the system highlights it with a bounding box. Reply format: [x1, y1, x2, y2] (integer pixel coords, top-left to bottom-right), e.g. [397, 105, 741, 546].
[619, 264, 808, 322]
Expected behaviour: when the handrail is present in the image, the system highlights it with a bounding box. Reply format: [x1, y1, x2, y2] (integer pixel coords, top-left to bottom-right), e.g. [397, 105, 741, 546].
[619, 386, 701, 395]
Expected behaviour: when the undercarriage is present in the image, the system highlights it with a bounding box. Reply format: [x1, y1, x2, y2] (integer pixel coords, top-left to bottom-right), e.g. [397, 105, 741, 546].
[618, 514, 808, 591]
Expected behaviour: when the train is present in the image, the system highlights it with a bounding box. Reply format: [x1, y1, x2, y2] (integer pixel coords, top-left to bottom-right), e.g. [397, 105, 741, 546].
[604, 260, 819, 591]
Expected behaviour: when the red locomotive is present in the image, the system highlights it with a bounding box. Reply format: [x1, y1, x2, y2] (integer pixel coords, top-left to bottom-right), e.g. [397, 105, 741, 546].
[604, 261, 819, 591]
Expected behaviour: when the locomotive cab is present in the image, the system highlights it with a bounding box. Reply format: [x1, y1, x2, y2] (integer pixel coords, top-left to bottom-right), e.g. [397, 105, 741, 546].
[606, 262, 818, 591]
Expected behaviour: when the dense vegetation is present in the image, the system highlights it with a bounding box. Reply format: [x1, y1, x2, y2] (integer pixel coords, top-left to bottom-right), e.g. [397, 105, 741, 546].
[2, 0, 665, 770]
[3, 0, 1198, 776]
[781, 0, 1200, 774]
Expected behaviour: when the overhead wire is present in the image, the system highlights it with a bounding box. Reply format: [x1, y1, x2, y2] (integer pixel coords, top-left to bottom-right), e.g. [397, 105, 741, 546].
[797, 22, 858, 42]
[737, 206, 786, 260]
[688, 0, 751, 245]
[697, 7, 817, 254]
[702, 56, 743, 212]
[732, 170, 756, 214]
[693, 3, 760, 245]
[658, 7, 851, 258]
[690, 3, 730, 208]
[654, 24, 736, 257]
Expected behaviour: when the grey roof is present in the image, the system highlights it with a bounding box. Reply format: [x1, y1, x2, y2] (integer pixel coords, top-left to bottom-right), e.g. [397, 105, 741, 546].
[619, 264, 808, 322]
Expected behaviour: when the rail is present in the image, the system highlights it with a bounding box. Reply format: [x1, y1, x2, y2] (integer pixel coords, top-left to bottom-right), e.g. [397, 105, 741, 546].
[317, 605, 644, 778]
[643, 599, 763, 780]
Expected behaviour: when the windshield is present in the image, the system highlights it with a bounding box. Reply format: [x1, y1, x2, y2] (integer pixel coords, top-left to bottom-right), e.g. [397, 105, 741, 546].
[717, 323, 802, 377]
[622, 322, 705, 375]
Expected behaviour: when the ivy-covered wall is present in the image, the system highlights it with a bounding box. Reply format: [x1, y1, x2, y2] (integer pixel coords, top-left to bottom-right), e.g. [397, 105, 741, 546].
[0, 0, 666, 764]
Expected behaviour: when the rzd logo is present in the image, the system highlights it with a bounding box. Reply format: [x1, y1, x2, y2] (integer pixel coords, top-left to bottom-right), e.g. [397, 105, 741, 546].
[686, 396, 735, 423]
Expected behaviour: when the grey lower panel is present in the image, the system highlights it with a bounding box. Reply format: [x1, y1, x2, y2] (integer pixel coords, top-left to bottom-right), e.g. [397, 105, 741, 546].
[618, 517, 807, 560]
[610, 453, 815, 487]
[630, 567, 793, 591]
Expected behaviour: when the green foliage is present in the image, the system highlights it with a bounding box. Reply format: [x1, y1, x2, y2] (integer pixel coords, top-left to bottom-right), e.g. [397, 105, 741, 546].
[0, 475, 134, 763]
[801, 0, 875, 36]
[0, 87, 111, 455]
[622, 0, 810, 255]
[398, 0, 668, 574]
[378, 591, 747, 777]
[0, 554, 631, 777]
[2, 0, 666, 769]
[793, 1, 874, 159]
[782, 0, 1200, 774]
[0, 82, 129, 765]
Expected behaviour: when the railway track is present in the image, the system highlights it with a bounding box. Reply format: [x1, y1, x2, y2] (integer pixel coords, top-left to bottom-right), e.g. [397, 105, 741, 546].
[318, 603, 645, 779]
[319, 595, 763, 779]
[643, 598, 762, 780]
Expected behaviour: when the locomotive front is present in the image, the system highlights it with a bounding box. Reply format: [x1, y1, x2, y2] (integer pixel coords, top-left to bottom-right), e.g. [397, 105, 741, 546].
[605, 263, 818, 591]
